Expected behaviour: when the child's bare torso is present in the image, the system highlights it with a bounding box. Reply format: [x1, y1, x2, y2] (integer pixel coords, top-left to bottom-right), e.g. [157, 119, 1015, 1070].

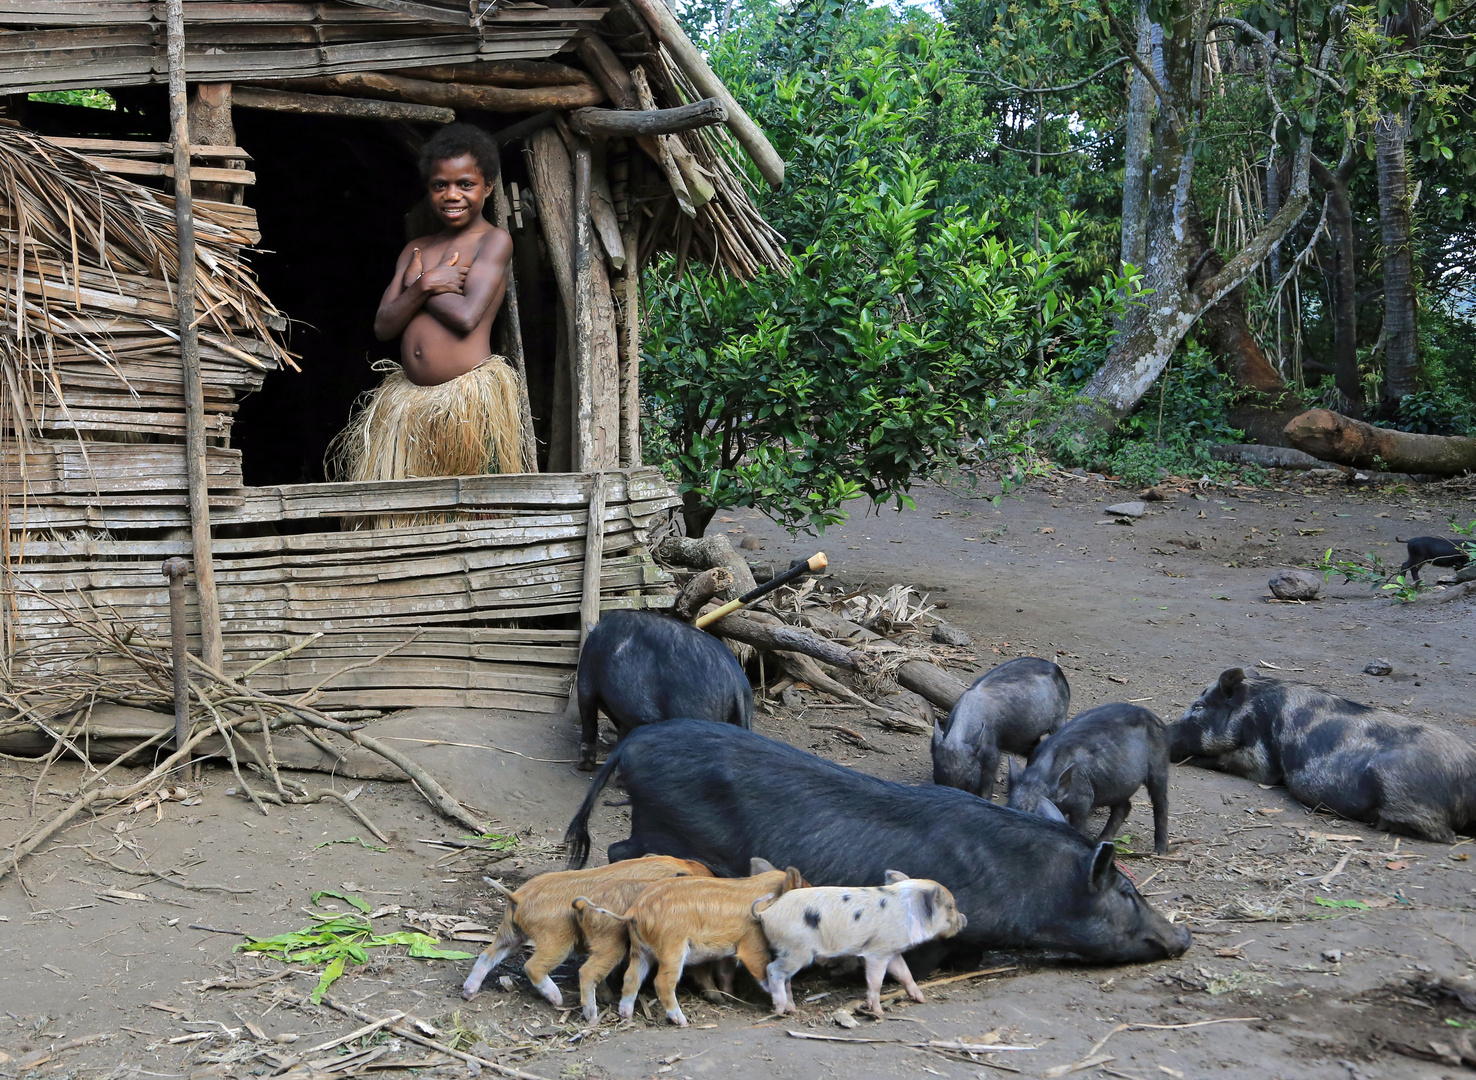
[401, 225, 501, 386]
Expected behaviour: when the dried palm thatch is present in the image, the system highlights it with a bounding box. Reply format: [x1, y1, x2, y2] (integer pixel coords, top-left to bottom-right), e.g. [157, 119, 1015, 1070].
[642, 45, 792, 279]
[0, 127, 292, 452]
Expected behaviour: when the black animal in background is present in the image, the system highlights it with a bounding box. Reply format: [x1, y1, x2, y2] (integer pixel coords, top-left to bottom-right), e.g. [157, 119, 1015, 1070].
[931, 657, 1071, 798]
[1398, 535, 1469, 583]
[1006, 703, 1172, 854]
[572, 610, 752, 770]
[1171, 668, 1476, 842]
[565, 721, 1191, 966]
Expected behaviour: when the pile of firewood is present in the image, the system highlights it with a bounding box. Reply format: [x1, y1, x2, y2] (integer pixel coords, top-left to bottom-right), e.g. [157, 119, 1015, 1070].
[653, 534, 975, 732]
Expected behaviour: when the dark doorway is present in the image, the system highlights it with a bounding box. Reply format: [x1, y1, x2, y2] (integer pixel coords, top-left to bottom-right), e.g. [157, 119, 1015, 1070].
[231, 112, 562, 486]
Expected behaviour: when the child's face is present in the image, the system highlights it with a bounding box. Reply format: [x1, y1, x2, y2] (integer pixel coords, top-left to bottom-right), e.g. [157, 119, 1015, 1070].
[427, 154, 491, 229]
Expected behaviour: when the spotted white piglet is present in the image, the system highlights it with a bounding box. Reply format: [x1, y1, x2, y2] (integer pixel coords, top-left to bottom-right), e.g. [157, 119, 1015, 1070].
[753, 871, 967, 1017]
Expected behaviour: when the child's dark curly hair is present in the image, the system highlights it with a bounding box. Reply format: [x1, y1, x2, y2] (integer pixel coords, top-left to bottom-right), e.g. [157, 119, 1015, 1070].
[419, 123, 501, 184]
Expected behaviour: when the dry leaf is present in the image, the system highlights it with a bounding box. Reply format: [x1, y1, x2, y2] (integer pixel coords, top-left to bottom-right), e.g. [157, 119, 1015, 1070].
[1386, 860, 1410, 871]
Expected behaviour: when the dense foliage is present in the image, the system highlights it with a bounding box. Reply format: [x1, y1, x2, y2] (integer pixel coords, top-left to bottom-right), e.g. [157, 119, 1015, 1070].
[645, 0, 1476, 534]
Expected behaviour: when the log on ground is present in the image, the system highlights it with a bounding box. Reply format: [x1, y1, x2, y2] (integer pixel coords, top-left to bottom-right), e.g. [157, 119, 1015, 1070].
[1284, 409, 1476, 475]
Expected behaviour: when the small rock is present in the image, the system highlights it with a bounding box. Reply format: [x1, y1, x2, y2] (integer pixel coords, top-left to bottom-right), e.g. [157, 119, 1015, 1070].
[498, 975, 516, 991]
[780, 686, 802, 709]
[749, 561, 774, 584]
[1322, 948, 1343, 964]
[1140, 485, 1173, 501]
[1456, 565, 1476, 583]
[1364, 659, 1394, 677]
[739, 536, 762, 551]
[931, 620, 973, 646]
[1268, 568, 1322, 601]
[1105, 501, 1147, 518]
[832, 1009, 859, 1029]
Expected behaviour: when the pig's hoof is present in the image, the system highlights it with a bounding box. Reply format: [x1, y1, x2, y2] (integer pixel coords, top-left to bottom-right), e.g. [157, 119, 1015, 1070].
[668, 1009, 688, 1027]
[618, 1003, 635, 1021]
[908, 989, 926, 1004]
[701, 990, 724, 1004]
[582, 1005, 600, 1026]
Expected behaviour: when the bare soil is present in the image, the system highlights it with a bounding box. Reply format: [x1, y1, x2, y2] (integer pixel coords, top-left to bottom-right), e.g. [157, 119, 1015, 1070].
[5, 468, 1476, 1080]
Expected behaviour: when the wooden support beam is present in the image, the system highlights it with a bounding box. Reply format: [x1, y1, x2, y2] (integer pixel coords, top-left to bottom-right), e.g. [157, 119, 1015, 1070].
[626, 0, 786, 188]
[491, 180, 539, 473]
[579, 472, 608, 642]
[186, 83, 241, 203]
[300, 72, 605, 113]
[394, 60, 599, 88]
[165, 0, 222, 672]
[589, 151, 625, 271]
[572, 136, 598, 472]
[577, 35, 639, 110]
[631, 66, 693, 217]
[528, 128, 581, 471]
[492, 109, 557, 145]
[616, 211, 641, 467]
[233, 86, 454, 124]
[568, 98, 726, 137]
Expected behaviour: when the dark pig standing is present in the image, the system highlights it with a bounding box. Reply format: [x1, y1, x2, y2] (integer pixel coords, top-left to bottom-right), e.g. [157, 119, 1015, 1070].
[565, 721, 1190, 966]
[573, 610, 753, 770]
[1172, 668, 1476, 842]
[932, 657, 1071, 798]
[1006, 703, 1171, 854]
[1398, 535, 1470, 583]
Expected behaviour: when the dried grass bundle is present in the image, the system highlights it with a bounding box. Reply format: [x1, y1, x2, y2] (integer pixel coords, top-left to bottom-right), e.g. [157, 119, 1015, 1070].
[325, 357, 524, 527]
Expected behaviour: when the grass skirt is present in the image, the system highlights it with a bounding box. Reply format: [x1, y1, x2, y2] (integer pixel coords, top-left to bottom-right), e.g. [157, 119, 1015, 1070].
[325, 357, 523, 529]
[326, 357, 523, 483]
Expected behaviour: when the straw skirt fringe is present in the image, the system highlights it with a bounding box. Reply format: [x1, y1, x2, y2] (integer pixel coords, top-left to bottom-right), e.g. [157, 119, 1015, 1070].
[327, 357, 523, 484]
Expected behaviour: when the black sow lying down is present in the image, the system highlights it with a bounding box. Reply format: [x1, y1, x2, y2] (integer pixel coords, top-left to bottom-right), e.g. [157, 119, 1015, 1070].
[573, 610, 753, 770]
[566, 721, 1189, 965]
[932, 656, 1070, 798]
[1172, 668, 1476, 842]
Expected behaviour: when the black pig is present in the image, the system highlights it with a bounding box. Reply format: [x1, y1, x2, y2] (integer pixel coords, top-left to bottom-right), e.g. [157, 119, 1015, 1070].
[565, 721, 1190, 965]
[1171, 668, 1476, 842]
[932, 657, 1071, 798]
[1006, 703, 1170, 854]
[573, 610, 753, 770]
[1398, 536, 1470, 583]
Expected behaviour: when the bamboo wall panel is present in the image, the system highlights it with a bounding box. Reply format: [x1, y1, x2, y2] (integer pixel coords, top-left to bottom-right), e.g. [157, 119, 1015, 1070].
[6, 468, 680, 714]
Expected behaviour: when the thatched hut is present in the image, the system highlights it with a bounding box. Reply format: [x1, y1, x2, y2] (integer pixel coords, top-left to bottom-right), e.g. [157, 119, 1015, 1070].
[0, 0, 789, 718]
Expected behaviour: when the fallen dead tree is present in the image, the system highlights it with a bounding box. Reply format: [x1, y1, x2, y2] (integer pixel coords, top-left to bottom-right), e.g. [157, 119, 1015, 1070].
[1, 590, 489, 883]
[1285, 409, 1476, 476]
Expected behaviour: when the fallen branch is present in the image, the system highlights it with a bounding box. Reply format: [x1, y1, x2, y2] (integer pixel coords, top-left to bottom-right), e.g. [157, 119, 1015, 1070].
[709, 611, 880, 675]
[672, 567, 734, 621]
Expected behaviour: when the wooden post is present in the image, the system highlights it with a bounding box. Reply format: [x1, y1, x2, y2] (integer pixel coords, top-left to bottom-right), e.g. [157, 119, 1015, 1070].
[187, 84, 239, 203]
[491, 179, 539, 473]
[165, 0, 224, 673]
[617, 213, 641, 467]
[578, 472, 608, 642]
[527, 129, 584, 471]
[163, 558, 191, 757]
[572, 137, 597, 471]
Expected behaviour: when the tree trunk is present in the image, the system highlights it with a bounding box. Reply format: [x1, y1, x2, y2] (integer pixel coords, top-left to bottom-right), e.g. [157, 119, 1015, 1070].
[1284, 409, 1476, 474]
[1118, 1, 1154, 278]
[1188, 207, 1286, 395]
[1376, 111, 1419, 404]
[1311, 156, 1362, 416]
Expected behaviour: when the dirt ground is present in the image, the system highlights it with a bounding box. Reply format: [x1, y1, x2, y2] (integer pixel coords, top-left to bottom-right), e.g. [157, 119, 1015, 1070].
[5, 467, 1476, 1080]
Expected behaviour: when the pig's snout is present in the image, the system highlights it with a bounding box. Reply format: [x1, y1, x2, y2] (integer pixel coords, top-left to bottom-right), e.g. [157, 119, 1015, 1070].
[1158, 923, 1192, 958]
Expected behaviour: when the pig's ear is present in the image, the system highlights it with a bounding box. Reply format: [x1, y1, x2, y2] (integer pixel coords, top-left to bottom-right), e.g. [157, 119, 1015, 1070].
[782, 867, 804, 893]
[1218, 667, 1246, 695]
[750, 857, 778, 875]
[883, 870, 910, 884]
[1038, 799, 1068, 824]
[1087, 841, 1118, 894]
[1053, 762, 1077, 798]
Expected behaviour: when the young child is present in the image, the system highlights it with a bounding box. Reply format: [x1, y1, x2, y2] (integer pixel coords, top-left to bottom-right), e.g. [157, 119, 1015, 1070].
[328, 123, 524, 485]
